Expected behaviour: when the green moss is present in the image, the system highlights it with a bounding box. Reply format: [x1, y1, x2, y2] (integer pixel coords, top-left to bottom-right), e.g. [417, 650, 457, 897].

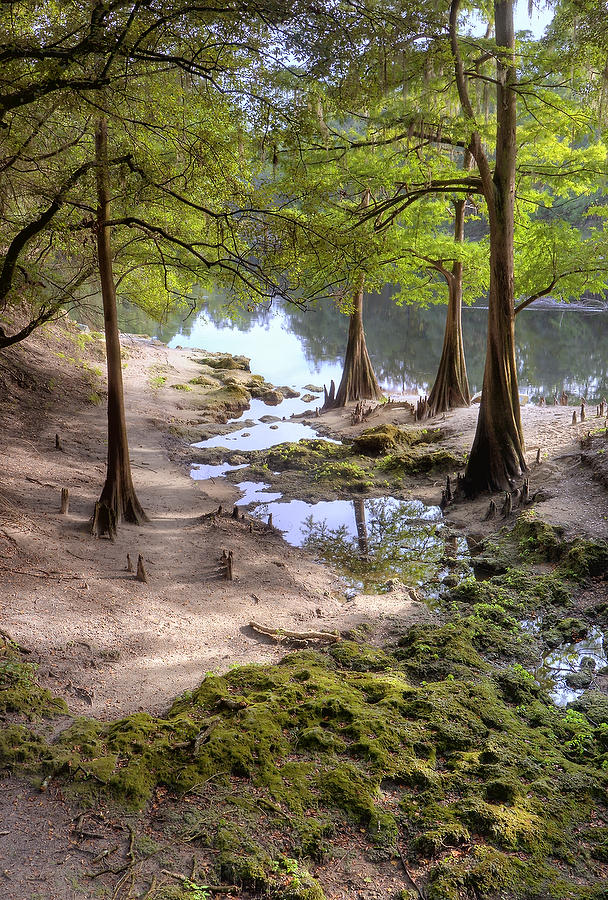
[261, 440, 346, 472]
[585, 825, 608, 862]
[570, 691, 608, 725]
[0, 643, 67, 719]
[215, 820, 272, 888]
[410, 820, 471, 857]
[317, 762, 397, 846]
[352, 425, 442, 455]
[189, 374, 219, 387]
[171, 382, 192, 391]
[204, 383, 251, 411]
[511, 512, 565, 562]
[329, 641, 393, 672]
[195, 354, 250, 371]
[396, 622, 488, 680]
[378, 447, 465, 475]
[0, 724, 50, 770]
[561, 540, 608, 578]
[2, 617, 608, 897]
[313, 460, 370, 485]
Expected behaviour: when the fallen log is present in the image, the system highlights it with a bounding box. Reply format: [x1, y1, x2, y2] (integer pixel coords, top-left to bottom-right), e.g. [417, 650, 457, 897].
[249, 621, 341, 643]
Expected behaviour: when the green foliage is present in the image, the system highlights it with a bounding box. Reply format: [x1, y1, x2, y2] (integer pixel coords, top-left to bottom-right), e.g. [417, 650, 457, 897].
[0, 638, 67, 719]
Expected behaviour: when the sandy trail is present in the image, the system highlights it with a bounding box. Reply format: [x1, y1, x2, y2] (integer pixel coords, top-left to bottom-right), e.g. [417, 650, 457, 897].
[1, 325, 606, 718]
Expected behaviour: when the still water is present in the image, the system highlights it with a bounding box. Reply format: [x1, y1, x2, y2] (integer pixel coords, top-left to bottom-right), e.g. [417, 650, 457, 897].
[538, 628, 608, 707]
[108, 289, 608, 403]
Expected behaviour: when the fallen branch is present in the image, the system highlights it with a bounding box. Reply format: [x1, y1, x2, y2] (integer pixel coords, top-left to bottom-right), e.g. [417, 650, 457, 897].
[249, 621, 341, 643]
[0, 564, 79, 580]
[397, 845, 427, 899]
[161, 871, 238, 893]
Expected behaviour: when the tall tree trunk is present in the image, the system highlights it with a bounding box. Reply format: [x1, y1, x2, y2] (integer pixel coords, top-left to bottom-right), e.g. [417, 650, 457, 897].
[332, 279, 383, 407]
[450, 0, 526, 494]
[427, 197, 471, 415]
[92, 117, 147, 537]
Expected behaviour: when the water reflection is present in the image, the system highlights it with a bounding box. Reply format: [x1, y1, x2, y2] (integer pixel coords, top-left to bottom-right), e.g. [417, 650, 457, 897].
[159, 291, 608, 403]
[536, 627, 608, 707]
[191, 462, 248, 480]
[247, 495, 447, 592]
[90, 287, 608, 404]
[193, 417, 340, 452]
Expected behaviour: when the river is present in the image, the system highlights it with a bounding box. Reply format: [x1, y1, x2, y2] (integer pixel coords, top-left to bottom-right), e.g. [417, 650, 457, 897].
[109, 287, 608, 404]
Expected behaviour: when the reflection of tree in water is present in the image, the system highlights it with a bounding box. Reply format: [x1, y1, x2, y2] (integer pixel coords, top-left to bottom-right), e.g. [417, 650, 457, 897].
[284, 299, 608, 401]
[102, 286, 608, 403]
[282, 292, 488, 393]
[514, 310, 608, 402]
[300, 497, 443, 591]
[191, 291, 274, 331]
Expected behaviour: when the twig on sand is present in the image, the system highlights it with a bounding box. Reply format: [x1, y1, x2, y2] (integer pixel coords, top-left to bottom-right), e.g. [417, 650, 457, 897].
[249, 621, 340, 643]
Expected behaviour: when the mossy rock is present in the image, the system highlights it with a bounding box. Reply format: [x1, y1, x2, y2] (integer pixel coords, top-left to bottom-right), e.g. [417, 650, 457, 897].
[585, 825, 608, 862]
[297, 726, 346, 753]
[352, 425, 442, 455]
[565, 670, 593, 690]
[329, 641, 393, 672]
[215, 821, 272, 888]
[483, 778, 521, 805]
[189, 374, 220, 387]
[379, 447, 465, 475]
[279, 386, 301, 399]
[555, 617, 588, 642]
[248, 379, 274, 398]
[561, 540, 608, 578]
[495, 664, 541, 704]
[396, 623, 487, 680]
[511, 513, 565, 562]
[204, 383, 251, 411]
[258, 388, 284, 405]
[195, 353, 250, 371]
[411, 821, 471, 857]
[317, 762, 398, 845]
[570, 691, 608, 725]
[0, 647, 68, 719]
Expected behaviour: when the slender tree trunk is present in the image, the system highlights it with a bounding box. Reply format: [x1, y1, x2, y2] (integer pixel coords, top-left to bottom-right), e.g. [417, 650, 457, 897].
[427, 197, 471, 415]
[332, 280, 383, 407]
[92, 117, 147, 536]
[451, 0, 526, 494]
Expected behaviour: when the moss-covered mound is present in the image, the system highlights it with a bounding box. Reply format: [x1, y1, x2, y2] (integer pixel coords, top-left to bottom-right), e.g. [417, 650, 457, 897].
[261, 440, 348, 472]
[0, 635, 67, 719]
[2, 624, 608, 898]
[3, 517, 608, 898]
[247, 434, 464, 501]
[479, 511, 608, 579]
[194, 353, 250, 371]
[203, 383, 252, 413]
[250, 439, 377, 494]
[352, 425, 442, 455]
